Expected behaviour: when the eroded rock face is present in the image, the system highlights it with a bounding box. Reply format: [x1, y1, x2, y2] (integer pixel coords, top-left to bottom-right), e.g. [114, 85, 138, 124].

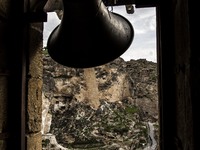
[42, 53, 158, 150]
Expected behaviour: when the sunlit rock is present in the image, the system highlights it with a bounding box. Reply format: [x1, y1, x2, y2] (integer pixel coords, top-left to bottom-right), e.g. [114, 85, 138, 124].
[42, 52, 158, 149]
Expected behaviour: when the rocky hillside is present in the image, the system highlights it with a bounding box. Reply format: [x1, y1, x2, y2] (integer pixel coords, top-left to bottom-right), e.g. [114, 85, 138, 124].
[42, 52, 158, 150]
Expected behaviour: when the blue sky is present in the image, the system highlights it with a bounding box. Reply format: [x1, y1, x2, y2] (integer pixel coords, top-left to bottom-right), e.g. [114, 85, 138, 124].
[43, 6, 156, 62]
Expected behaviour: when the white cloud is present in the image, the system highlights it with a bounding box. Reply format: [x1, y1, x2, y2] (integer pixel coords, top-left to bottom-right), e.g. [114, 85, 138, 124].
[43, 6, 157, 62]
[43, 12, 60, 47]
[112, 6, 157, 62]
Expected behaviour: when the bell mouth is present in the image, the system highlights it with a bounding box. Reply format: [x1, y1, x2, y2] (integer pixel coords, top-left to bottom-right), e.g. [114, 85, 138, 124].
[47, 1, 134, 68]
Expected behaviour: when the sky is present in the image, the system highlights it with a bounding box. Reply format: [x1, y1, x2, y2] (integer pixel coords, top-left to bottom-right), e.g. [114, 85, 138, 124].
[43, 5, 157, 62]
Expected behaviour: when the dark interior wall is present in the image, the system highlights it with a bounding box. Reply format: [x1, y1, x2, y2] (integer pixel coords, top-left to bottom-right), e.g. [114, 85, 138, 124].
[158, 0, 197, 149]
[173, 0, 193, 149]
[189, 1, 199, 150]
[157, 2, 177, 149]
[2, 0, 27, 149]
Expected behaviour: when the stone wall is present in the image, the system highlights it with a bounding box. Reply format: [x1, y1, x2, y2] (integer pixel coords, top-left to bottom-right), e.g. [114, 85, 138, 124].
[26, 23, 43, 150]
[0, 8, 44, 150]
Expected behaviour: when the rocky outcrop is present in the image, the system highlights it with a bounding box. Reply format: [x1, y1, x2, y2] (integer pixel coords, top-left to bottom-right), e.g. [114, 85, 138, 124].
[42, 52, 158, 150]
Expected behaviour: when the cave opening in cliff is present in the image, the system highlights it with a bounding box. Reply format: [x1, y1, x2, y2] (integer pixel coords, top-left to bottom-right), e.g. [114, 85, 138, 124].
[42, 5, 159, 150]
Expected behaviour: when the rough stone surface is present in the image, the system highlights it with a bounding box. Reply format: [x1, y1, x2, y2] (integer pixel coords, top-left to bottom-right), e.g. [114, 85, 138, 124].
[29, 23, 43, 78]
[42, 52, 158, 150]
[27, 23, 43, 137]
[27, 77, 43, 132]
[27, 132, 42, 150]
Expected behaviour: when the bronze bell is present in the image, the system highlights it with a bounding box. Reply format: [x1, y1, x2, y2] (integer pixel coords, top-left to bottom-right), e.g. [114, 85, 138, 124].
[47, 0, 134, 68]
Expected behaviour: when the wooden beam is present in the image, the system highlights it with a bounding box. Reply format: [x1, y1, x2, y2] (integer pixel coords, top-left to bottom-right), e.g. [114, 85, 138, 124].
[43, 0, 158, 13]
[102, 0, 158, 7]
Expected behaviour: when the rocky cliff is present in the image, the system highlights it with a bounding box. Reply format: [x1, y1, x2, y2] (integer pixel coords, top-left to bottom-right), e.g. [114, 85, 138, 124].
[42, 52, 158, 150]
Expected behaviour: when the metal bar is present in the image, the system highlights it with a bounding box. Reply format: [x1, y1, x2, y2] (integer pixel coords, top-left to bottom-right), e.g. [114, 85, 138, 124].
[103, 0, 158, 7]
[103, 0, 136, 6]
